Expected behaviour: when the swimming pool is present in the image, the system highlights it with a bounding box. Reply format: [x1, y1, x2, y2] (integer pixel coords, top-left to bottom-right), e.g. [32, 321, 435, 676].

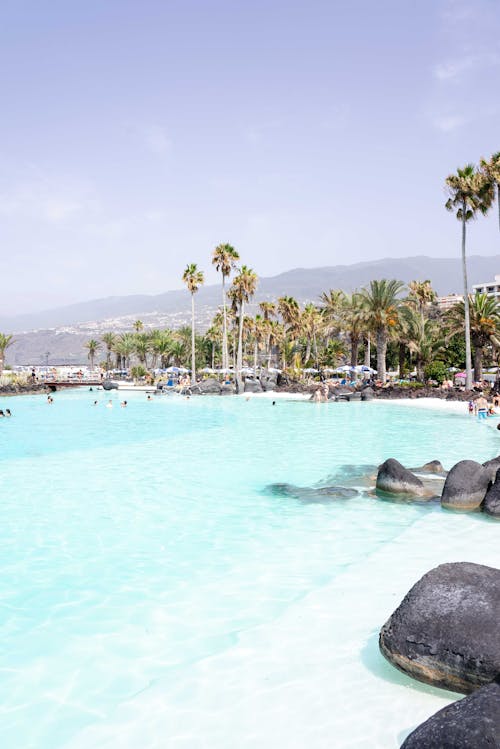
[0, 390, 499, 748]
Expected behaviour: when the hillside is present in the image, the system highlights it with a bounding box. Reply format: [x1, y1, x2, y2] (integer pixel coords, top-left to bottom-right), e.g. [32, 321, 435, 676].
[4, 255, 499, 366]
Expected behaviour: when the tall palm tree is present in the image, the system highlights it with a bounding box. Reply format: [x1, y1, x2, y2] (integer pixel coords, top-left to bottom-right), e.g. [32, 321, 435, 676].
[407, 280, 436, 328]
[229, 265, 258, 392]
[447, 293, 500, 382]
[339, 292, 366, 367]
[101, 332, 116, 371]
[151, 329, 174, 369]
[182, 263, 204, 385]
[114, 333, 135, 369]
[277, 295, 301, 334]
[134, 332, 151, 368]
[0, 333, 14, 375]
[445, 164, 494, 389]
[359, 280, 405, 383]
[300, 303, 322, 366]
[212, 243, 239, 371]
[400, 305, 442, 381]
[480, 152, 500, 231]
[85, 339, 102, 371]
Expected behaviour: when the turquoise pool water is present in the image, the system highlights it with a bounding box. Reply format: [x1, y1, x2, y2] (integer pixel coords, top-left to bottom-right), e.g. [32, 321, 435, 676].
[0, 390, 498, 748]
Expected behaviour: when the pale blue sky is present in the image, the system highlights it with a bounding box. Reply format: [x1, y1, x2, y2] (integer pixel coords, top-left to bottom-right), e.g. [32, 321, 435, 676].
[0, 0, 499, 313]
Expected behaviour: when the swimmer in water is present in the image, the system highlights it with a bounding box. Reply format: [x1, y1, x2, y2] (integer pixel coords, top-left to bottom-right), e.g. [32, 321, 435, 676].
[120, 400, 127, 407]
[47, 395, 54, 404]
[106, 400, 113, 408]
[5, 409, 11, 416]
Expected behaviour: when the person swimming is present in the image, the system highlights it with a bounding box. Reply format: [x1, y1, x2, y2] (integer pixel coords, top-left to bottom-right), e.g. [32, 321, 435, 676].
[0, 410, 4, 417]
[47, 395, 54, 404]
[120, 400, 127, 407]
[5, 409, 11, 416]
[105, 400, 113, 408]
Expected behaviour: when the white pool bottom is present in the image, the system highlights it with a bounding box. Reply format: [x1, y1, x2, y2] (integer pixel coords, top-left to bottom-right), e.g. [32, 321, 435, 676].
[64, 510, 497, 749]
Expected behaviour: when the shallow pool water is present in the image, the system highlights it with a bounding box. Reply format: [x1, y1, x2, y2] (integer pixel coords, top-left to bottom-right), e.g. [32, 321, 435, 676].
[0, 390, 498, 748]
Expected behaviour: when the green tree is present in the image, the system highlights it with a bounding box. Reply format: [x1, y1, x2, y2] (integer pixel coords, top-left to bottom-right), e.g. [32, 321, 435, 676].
[0, 333, 14, 375]
[101, 332, 116, 371]
[212, 243, 239, 371]
[182, 263, 205, 385]
[229, 265, 258, 392]
[447, 293, 500, 382]
[445, 164, 494, 388]
[480, 152, 500, 231]
[359, 280, 404, 384]
[84, 339, 102, 371]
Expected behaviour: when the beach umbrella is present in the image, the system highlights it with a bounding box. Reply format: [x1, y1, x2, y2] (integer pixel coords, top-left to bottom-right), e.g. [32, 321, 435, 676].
[166, 366, 180, 373]
[267, 367, 282, 374]
[200, 367, 215, 373]
[216, 368, 232, 374]
[303, 368, 319, 374]
[321, 367, 336, 374]
[448, 366, 459, 372]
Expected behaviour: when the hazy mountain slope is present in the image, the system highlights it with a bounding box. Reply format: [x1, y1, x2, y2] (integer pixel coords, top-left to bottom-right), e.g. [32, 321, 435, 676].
[3, 255, 499, 334]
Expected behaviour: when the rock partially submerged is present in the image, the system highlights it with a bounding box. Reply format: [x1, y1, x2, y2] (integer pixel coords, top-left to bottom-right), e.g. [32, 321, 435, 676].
[482, 456, 500, 482]
[420, 460, 446, 474]
[268, 483, 359, 502]
[441, 460, 491, 511]
[379, 562, 500, 694]
[376, 459, 427, 497]
[401, 678, 500, 748]
[482, 471, 500, 518]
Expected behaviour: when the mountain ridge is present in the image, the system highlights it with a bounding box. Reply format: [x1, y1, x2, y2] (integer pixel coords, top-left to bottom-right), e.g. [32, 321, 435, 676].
[3, 253, 500, 333]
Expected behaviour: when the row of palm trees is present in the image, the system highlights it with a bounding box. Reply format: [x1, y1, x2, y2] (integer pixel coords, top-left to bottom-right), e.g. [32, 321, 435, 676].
[83, 277, 500, 387]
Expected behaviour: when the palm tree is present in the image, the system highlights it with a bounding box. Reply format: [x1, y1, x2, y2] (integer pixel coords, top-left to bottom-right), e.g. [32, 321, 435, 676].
[229, 265, 258, 392]
[114, 333, 136, 370]
[359, 280, 404, 383]
[400, 305, 442, 381]
[300, 303, 322, 366]
[182, 263, 204, 385]
[133, 320, 144, 332]
[445, 164, 494, 389]
[480, 152, 500, 231]
[0, 333, 14, 375]
[339, 292, 366, 367]
[134, 332, 151, 368]
[408, 280, 436, 328]
[101, 332, 116, 371]
[212, 243, 239, 371]
[277, 295, 301, 335]
[151, 329, 174, 369]
[85, 339, 102, 371]
[447, 293, 500, 382]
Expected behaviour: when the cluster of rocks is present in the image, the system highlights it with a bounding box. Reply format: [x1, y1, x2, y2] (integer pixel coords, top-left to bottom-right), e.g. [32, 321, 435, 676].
[177, 372, 279, 396]
[267, 482, 359, 504]
[379, 562, 500, 747]
[376, 457, 500, 518]
[0, 382, 48, 396]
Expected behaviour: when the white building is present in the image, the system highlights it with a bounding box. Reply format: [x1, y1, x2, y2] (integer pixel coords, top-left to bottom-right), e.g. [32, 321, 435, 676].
[437, 293, 463, 311]
[472, 274, 500, 299]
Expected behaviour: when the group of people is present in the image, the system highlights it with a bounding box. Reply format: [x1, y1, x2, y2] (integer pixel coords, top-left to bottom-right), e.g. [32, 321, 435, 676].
[0, 409, 12, 417]
[469, 395, 500, 420]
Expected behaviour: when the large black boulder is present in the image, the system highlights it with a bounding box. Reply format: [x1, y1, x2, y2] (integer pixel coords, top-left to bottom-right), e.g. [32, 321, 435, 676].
[401, 678, 500, 748]
[102, 380, 118, 390]
[482, 456, 500, 482]
[482, 470, 500, 518]
[379, 562, 500, 694]
[260, 371, 278, 392]
[244, 379, 263, 393]
[376, 458, 426, 497]
[441, 460, 491, 511]
[198, 378, 222, 394]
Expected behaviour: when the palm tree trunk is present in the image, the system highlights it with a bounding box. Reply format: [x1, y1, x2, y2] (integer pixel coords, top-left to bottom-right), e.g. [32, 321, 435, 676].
[236, 301, 244, 393]
[304, 338, 311, 364]
[0, 352, 4, 376]
[254, 340, 258, 371]
[462, 204, 473, 389]
[364, 334, 371, 367]
[211, 342, 215, 370]
[398, 342, 406, 378]
[313, 331, 318, 368]
[350, 335, 359, 368]
[498, 183, 500, 232]
[376, 327, 387, 383]
[191, 293, 196, 385]
[222, 274, 228, 371]
[416, 355, 424, 382]
[473, 344, 483, 383]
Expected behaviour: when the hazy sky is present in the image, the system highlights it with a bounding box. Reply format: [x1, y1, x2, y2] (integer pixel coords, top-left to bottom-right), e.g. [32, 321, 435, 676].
[0, 0, 499, 314]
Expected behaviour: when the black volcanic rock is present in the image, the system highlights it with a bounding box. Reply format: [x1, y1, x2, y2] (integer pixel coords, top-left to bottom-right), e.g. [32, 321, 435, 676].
[441, 460, 491, 511]
[376, 459, 426, 497]
[379, 562, 500, 694]
[483, 471, 500, 518]
[401, 678, 500, 748]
